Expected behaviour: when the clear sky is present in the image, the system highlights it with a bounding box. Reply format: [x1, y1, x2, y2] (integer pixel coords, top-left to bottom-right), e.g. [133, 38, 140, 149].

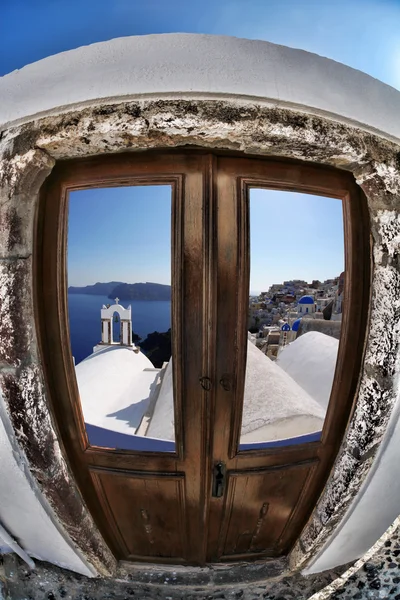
[2, 0, 396, 290]
[1, 0, 399, 89]
[68, 186, 172, 287]
[68, 186, 344, 292]
[249, 190, 344, 295]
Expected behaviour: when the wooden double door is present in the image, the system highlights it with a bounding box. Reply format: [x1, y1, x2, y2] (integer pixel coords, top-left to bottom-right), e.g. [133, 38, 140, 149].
[38, 152, 369, 565]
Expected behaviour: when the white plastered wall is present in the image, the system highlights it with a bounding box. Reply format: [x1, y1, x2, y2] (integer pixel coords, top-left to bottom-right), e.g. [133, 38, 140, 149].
[1, 34, 400, 144]
[0, 395, 94, 576]
[0, 34, 400, 576]
[304, 378, 400, 573]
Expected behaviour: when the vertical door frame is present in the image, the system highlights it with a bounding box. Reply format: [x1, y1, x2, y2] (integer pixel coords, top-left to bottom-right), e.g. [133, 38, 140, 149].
[34, 150, 370, 565]
[206, 155, 370, 560]
[34, 152, 214, 564]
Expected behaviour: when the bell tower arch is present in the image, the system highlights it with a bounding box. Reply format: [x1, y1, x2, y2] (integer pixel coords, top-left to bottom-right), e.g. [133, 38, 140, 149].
[100, 298, 133, 346]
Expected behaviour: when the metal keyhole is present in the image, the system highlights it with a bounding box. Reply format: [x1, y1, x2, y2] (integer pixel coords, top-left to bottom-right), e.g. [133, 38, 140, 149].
[212, 462, 226, 498]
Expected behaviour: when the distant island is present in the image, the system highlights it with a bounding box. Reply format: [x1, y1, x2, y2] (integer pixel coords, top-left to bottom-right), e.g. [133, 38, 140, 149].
[68, 282, 123, 296]
[110, 282, 171, 301]
[68, 281, 171, 301]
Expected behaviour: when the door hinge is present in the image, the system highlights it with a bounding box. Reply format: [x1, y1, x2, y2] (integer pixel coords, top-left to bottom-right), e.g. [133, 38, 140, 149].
[212, 461, 226, 498]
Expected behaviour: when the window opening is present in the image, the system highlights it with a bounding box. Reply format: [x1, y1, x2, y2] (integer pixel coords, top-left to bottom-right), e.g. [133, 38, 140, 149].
[240, 189, 344, 449]
[67, 185, 175, 451]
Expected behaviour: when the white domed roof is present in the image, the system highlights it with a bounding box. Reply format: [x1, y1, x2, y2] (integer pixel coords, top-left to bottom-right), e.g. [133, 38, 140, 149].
[1, 34, 399, 143]
[75, 345, 158, 435]
[147, 340, 326, 444]
[277, 331, 339, 409]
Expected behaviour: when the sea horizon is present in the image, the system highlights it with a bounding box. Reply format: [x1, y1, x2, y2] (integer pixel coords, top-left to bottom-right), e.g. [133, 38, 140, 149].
[68, 293, 171, 365]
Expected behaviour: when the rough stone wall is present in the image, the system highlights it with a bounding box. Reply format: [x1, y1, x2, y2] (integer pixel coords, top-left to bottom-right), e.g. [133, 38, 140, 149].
[0, 149, 116, 576]
[1, 98, 400, 580]
[3, 516, 400, 600]
[0, 554, 348, 600]
[310, 515, 400, 599]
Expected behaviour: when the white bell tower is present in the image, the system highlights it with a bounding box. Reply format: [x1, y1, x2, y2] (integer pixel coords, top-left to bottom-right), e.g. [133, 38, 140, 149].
[100, 298, 134, 347]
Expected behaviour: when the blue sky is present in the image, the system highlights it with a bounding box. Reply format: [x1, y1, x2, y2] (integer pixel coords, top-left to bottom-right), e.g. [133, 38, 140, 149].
[68, 186, 344, 294]
[1, 0, 396, 292]
[250, 190, 344, 294]
[68, 187, 172, 287]
[1, 0, 399, 88]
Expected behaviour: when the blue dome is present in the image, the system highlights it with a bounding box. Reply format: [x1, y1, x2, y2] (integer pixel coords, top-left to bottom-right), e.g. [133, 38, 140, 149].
[292, 318, 302, 332]
[298, 295, 314, 305]
[281, 323, 291, 331]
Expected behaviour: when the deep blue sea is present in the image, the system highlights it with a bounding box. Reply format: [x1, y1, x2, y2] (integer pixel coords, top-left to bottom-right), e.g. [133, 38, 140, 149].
[68, 294, 171, 364]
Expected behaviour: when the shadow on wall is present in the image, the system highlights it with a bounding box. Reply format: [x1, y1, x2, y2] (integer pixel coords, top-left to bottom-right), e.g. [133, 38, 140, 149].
[107, 397, 150, 429]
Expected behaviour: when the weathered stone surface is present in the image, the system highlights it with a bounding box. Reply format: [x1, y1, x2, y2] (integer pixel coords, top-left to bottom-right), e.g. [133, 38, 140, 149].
[4, 518, 400, 599]
[1, 98, 400, 580]
[2, 100, 398, 171]
[1, 554, 346, 600]
[0, 149, 54, 257]
[292, 203, 400, 569]
[0, 258, 35, 367]
[0, 365, 116, 577]
[311, 517, 400, 599]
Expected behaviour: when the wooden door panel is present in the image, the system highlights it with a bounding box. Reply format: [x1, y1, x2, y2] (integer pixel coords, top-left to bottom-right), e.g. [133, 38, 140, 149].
[37, 152, 210, 564]
[36, 151, 370, 565]
[90, 469, 187, 562]
[218, 461, 317, 560]
[207, 155, 370, 561]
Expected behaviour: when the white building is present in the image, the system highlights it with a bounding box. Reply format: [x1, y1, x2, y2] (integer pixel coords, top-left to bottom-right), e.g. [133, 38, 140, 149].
[77, 303, 328, 449]
[98, 298, 134, 347]
[297, 294, 316, 316]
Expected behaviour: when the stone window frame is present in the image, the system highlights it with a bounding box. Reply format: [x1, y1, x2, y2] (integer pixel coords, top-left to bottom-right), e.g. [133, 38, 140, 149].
[1, 98, 399, 576]
[34, 150, 370, 565]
